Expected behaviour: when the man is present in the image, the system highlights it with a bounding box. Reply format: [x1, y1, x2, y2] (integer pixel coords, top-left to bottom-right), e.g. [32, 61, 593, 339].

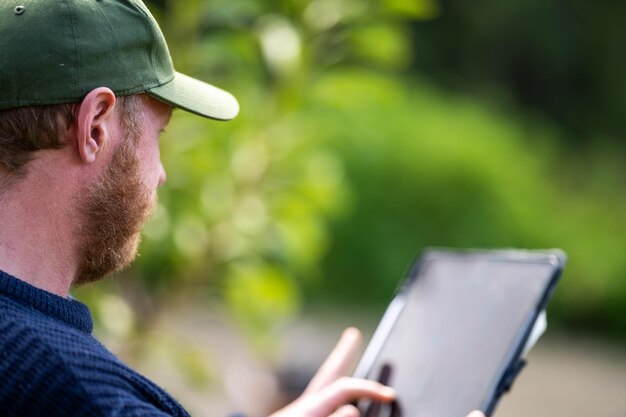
[0, 1, 484, 416]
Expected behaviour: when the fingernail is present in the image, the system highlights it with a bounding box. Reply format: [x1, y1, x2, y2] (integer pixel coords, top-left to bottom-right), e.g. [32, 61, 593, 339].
[344, 327, 361, 338]
[382, 387, 396, 397]
[341, 327, 362, 344]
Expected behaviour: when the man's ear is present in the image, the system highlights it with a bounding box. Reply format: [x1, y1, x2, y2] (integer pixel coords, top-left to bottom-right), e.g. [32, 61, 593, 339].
[75, 87, 117, 164]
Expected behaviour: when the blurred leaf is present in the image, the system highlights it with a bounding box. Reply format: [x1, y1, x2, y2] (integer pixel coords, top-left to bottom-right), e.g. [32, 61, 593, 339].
[225, 263, 300, 351]
[383, 0, 440, 19]
[347, 24, 413, 69]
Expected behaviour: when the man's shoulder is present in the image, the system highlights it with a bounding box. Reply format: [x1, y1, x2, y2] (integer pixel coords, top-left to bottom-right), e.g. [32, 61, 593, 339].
[0, 294, 126, 387]
[0, 295, 189, 417]
[0, 293, 99, 352]
[0, 296, 105, 415]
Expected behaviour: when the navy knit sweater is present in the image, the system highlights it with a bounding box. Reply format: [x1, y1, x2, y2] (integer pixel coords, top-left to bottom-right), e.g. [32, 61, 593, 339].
[0, 269, 191, 416]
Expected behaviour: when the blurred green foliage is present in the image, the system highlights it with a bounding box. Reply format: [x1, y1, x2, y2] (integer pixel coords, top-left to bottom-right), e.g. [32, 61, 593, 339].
[408, 0, 626, 145]
[78, 0, 625, 347]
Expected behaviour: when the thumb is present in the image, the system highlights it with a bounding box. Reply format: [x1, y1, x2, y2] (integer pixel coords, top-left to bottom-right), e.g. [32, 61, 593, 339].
[329, 405, 360, 417]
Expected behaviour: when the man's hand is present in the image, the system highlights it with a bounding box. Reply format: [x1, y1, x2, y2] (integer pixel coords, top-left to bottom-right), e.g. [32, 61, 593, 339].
[269, 327, 486, 417]
[270, 327, 393, 417]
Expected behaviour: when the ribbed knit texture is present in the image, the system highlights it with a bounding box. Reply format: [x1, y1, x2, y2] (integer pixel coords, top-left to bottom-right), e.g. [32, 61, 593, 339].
[0, 270, 191, 417]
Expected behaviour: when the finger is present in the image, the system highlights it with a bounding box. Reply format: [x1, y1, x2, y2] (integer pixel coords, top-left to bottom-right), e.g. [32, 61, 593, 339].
[466, 412, 485, 417]
[305, 328, 362, 394]
[329, 404, 360, 417]
[314, 377, 395, 415]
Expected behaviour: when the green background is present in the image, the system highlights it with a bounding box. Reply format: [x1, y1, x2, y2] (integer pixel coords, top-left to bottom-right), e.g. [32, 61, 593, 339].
[78, 0, 625, 350]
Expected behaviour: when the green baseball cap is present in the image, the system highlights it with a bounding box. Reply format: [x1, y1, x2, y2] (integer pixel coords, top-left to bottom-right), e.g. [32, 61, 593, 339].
[0, 0, 239, 121]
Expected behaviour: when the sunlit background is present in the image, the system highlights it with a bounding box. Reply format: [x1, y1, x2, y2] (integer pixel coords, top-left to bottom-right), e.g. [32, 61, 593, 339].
[76, 0, 625, 416]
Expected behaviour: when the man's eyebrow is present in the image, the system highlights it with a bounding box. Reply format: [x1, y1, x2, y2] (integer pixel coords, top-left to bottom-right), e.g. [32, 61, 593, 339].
[165, 107, 174, 124]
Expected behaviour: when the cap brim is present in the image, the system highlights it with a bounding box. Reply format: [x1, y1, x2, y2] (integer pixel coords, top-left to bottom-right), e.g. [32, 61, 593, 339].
[147, 72, 239, 121]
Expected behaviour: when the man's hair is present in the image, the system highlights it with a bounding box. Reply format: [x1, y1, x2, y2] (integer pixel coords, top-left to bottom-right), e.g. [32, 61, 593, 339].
[0, 104, 78, 175]
[0, 96, 143, 178]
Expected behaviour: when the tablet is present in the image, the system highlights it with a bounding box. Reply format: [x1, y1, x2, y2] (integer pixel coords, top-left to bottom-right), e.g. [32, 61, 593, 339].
[354, 249, 566, 417]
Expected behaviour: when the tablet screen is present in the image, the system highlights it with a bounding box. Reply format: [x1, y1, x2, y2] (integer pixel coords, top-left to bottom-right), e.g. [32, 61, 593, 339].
[360, 255, 556, 417]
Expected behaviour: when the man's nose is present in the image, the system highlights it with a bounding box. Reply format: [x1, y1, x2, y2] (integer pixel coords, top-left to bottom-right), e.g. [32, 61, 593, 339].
[158, 163, 167, 187]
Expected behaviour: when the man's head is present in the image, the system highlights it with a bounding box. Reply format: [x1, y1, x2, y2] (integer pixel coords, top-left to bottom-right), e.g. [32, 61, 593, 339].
[0, 88, 171, 285]
[0, 0, 238, 287]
